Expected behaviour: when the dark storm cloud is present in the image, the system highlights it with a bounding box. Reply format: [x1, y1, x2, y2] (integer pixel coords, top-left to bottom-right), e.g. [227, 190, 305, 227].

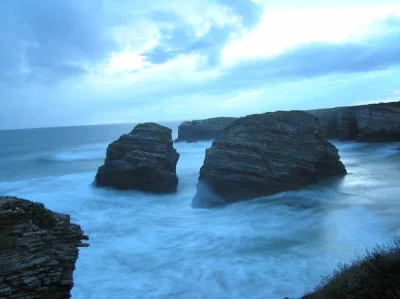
[0, 0, 115, 84]
[142, 16, 236, 66]
[142, 0, 263, 66]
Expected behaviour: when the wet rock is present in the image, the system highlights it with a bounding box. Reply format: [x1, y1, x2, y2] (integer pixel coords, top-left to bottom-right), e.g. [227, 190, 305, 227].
[175, 117, 237, 142]
[193, 111, 346, 207]
[95, 122, 180, 193]
[0, 196, 89, 299]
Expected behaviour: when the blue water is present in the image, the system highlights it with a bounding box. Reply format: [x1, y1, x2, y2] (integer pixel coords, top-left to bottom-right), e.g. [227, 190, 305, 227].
[0, 124, 399, 299]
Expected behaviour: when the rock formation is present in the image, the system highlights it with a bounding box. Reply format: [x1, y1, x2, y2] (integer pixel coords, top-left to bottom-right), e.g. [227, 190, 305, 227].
[0, 196, 88, 299]
[192, 111, 347, 207]
[307, 108, 340, 139]
[355, 103, 400, 141]
[336, 108, 358, 140]
[175, 117, 237, 142]
[94, 122, 180, 193]
[307, 101, 400, 141]
[176, 101, 400, 142]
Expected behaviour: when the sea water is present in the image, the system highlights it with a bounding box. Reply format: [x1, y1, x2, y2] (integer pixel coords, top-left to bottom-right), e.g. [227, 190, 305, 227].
[0, 123, 399, 299]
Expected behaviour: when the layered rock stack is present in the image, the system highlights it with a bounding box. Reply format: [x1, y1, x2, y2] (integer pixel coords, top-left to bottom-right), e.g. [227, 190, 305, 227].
[175, 117, 237, 142]
[0, 196, 88, 298]
[192, 111, 347, 207]
[94, 123, 180, 193]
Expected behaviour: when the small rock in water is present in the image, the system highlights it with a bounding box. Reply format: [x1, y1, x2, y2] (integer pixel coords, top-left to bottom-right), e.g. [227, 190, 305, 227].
[94, 122, 180, 193]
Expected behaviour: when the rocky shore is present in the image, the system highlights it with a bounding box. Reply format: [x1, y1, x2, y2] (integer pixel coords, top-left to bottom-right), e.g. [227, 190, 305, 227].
[94, 122, 180, 193]
[193, 111, 346, 207]
[0, 196, 88, 298]
[176, 101, 400, 142]
[175, 117, 237, 142]
[308, 101, 400, 141]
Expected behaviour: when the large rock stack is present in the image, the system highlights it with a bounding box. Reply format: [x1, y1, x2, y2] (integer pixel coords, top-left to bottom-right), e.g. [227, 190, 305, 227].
[193, 111, 347, 207]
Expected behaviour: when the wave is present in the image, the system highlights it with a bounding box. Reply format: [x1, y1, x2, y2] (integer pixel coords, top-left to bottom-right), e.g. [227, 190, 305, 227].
[0, 167, 395, 299]
[41, 143, 107, 163]
[39, 139, 211, 164]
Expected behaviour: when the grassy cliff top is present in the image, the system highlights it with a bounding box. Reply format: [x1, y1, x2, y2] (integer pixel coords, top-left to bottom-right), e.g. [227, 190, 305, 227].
[298, 240, 400, 299]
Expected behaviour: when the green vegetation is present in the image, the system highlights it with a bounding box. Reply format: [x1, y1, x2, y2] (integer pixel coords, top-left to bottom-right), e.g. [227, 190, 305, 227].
[300, 240, 400, 299]
[135, 122, 161, 130]
[31, 202, 56, 229]
[134, 123, 171, 141]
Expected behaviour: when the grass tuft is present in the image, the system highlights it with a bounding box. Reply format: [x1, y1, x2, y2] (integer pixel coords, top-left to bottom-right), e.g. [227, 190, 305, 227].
[300, 239, 400, 299]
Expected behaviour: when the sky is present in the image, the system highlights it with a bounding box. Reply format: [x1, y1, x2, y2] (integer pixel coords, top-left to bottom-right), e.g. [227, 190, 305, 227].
[1, 0, 400, 129]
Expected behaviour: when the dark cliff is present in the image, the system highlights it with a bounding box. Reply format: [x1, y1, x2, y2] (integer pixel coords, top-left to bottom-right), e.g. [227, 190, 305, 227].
[308, 101, 400, 141]
[175, 117, 237, 142]
[0, 196, 88, 299]
[192, 111, 346, 207]
[176, 101, 400, 142]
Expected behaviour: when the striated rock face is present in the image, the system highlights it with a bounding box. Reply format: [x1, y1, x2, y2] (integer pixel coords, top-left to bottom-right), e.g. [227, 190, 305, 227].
[192, 111, 346, 207]
[175, 117, 237, 143]
[308, 108, 339, 139]
[175, 101, 400, 142]
[355, 103, 400, 141]
[0, 196, 88, 299]
[309, 101, 400, 141]
[94, 122, 180, 193]
[336, 108, 358, 140]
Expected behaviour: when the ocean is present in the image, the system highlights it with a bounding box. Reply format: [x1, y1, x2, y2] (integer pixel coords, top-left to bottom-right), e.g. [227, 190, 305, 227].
[0, 123, 399, 299]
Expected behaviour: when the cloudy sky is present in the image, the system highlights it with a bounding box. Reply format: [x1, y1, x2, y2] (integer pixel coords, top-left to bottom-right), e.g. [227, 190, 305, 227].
[1, 0, 400, 129]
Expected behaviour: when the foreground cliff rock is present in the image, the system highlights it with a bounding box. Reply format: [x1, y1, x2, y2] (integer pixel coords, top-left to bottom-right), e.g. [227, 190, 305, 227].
[192, 111, 346, 207]
[175, 117, 237, 142]
[0, 196, 88, 298]
[95, 123, 180, 193]
[300, 241, 400, 299]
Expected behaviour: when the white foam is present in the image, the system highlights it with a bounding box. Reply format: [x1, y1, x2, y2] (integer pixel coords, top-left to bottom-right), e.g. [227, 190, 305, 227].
[44, 143, 108, 163]
[0, 141, 398, 299]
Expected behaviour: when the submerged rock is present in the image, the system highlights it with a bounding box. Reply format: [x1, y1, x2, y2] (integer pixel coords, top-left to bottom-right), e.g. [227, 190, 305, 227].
[0, 196, 88, 299]
[175, 117, 237, 142]
[94, 122, 180, 193]
[192, 111, 346, 207]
